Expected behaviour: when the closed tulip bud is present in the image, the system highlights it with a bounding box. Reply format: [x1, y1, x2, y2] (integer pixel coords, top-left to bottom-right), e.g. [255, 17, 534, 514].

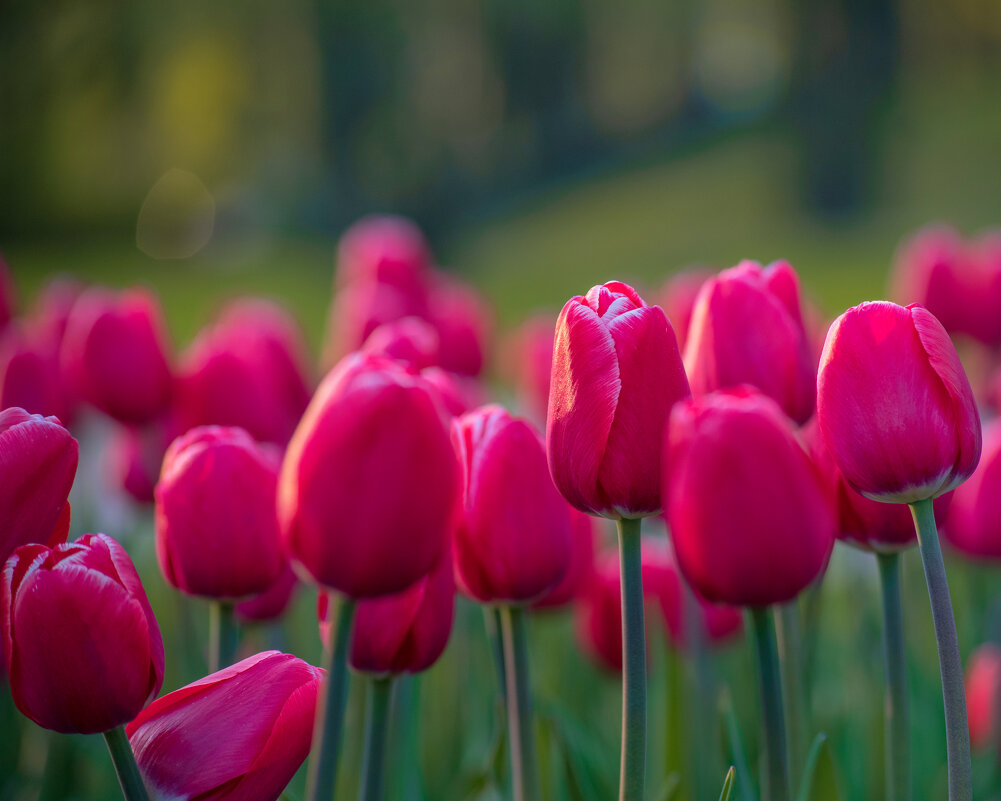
[419, 366, 482, 417]
[548, 281, 690, 519]
[61, 287, 173, 424]
[965, 643, 1001, 749]
[235, 564, 298, 624]
[684, 260, 816, 423]
[280, 353, 459, 598]
[533, 509, 597, 610]
[0, 327, 71, 422]
[945, 421, 1001, 560]
[665, 388, 835, 606]
[656, 267, 714, 352]
[29, 277, 83, 352]
[362, 317, 440, 369]
[109, 420, 176, 505]
[156, 426, 284, 599]
[817, 301, 981, 504]
[428, 275, 491, 377]
[0, 254, 14, 330]
[336, 215, 432, 295]
[127, 651, 323, 801]
[502, 315, 556, 423]
[454, 405, 572, 603]
[3, 533, 164, 733]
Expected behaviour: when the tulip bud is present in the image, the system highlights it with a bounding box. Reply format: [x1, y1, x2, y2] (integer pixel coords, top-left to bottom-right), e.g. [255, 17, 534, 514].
[665, 388, 836, 606]
[428, 275, 491, 377]
[109, 419, 176, 505]
[965, 643, 1001, 749]
[127, 651, 323, 800]
[548, 281, 690, 519]
[502, 315, 556, 424]
[945, 421, 1001, 560]
[235, 564, 298, 624]
[155, 426, 284, 600]
[684, 260, 815, 423]
[0, 327, 72, 422]
[336, 215, 432, 295]
[453, 405, 572, 603]
[656, 267, 713, 352]
[3, 533, 164, 733]
[279, 353, 459, 598]
[817, 301, 981, 504]
[362, 317, 440, 369]
[61, 287, 173, 424]
[419, 366, 482, 418]
[533, 509, 597, 609]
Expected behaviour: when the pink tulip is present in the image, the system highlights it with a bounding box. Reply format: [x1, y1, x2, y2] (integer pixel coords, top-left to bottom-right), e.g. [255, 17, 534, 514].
[533, 509, 597, 609]
[156, 426, 284, 599]
[127, 651, 323, 801]
[0, 254, 14, 330]
[420, 366, 482, 417]
[428, 274, 491, 377]
[965, 643, 1001, 749]
[108, 419, 176, 505]
[336, 215, 432, 295]
[548, 281, 690, 518]
[945, 421, 1001, 560]
[3, 533, 164, 733]
[656, 267, 714, 352]
[665, 388, 835, 606]
[279, 353, 459, 598]
[453, 405, 572, 603]
[362, 317, 440, 369]
[502, 314, 556, 423]
[0, 326, 72, 423]
[684, 260, 815, 423]
[817, 301, 981, 503]
[235, 564, 298, 624]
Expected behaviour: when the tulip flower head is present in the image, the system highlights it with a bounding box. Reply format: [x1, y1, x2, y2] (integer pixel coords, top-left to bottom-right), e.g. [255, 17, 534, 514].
[946, 420, 1001, 560]
[965, 643, 1001, 749]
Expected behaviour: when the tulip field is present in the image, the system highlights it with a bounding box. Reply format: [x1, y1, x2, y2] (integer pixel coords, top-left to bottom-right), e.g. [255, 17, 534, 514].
[4, 213, 1001, 801]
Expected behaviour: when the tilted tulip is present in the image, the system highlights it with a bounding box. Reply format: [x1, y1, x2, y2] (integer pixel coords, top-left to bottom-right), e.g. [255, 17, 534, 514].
[3, 533, 164, 734]
[945, 421, 1001, 560]
[127, 651, 323, 801]
[965, 644, 1001, 750]
[684, 260, 816, 424]
[533, 509, 597, 610]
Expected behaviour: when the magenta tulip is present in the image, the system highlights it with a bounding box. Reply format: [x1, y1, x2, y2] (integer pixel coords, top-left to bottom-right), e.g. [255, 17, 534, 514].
[3, 533, 164, 734]
[965, 644, 1001, 750]
[336, 215, 432, 295]
[945, 421, 1001, 560]
[656, 267, 713, 352]
[548, 281, 690, 518]
[127, 651, 323, 801]
[684, 260, 815, 424]
[533, 509, 597, 609]
[0, 254, 14, 330]
[503, 314, 556, 424]
[665, 388, 835, 606]
[0, 327, 71, 422]
[235, 564, 298, 623]
[817, 301, 981, 504]
[453, 405, 572, 603]
[428, 274, 491, 377]
[362, 317, 440, 369]
[279, 352, 459, 598]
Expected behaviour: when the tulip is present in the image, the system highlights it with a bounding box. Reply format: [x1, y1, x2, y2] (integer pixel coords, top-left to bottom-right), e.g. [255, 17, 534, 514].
[60, 287, 173, 424]
[946, 421, 1001, 561]
[533, 509, 597, 610]
[683, 260, 815, 424]
[0, 253, 14, 330]
[576, 548, 629, 673]
[428, 274, 491, 377]
[362, 317, 440, 370]
[502, 314, 556, 424]
[965, 644, 1001, 750]
[419, 366, 482, 417]
[108, 420, 176, 505]
[235, 564, 299, 624]
[3, 533, 164, 734]
[0, 327, 72, 422]
[335, 215, 432, 295]
[127, 651, 323, 801]
[656, 267, 713, 352]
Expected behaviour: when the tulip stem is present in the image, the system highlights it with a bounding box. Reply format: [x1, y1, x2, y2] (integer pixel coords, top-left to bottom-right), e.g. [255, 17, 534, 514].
[483, 606, 508, 707]
[500, 605, 540, 801]
[103, 726, 150, 801]
[306, 595, 357, 801]
[749, 606, 790, 801]
[773, 601, 806, 791]
[617, 516, 646, 801]
[910, 497, 972, 801]
[359, 677, 395, 801]
[877, 552, 911, 801]
[208, 602, 238, 673]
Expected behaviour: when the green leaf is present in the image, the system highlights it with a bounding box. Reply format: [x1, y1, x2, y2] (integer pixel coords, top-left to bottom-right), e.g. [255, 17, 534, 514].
[718, 766, 736, 801]
[652, 772, 681, 801]
[719, 689, 757, 801]
[795, 733, 843, 801]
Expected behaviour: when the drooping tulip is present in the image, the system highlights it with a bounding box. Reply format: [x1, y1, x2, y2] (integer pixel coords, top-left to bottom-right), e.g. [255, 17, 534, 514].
[453, 405, 572, 604]
[279, 352, 459, 598]
[127, 651, 323, 801]
[548, 281, 690, 519]
[817, 301, 981, 504]
[965, 644, 1001, 749]
[945, 421, 1001, 560]
[533, 509, 597, 609]
[156, 426, 284, 600]
[665, 388, 836, 607]
[3, 533, 164, 734]
[684, 260, 815, 424]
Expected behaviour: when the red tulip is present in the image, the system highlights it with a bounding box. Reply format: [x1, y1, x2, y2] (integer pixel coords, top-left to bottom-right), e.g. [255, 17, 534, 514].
[548, 281, 690, 519]
[156, 426, 284, 599]
[108, 419, 176, 505]
[533, 509, 597, 609]
[665, 388, 835, 606]
[684, 260, 815, 424]
[428, 274, 491, 377]
[817, 301, 981, 503]
[946, 421, 1001, 560]
[656, 267, 713, 352]
[279, 353, 459, 598]
[502, 314, 556, 423]
[453, 405, 572, 603]
[336, 215, 432, 295]
[0, 326, 72, 422]
[3, 533, 164, 733]
[419, 367, 482, 418]
[0, 254, 14, 330]
[965, 643, 1001, 749]
[235, 564, 298, 624]
[127, 651, 323, 801]
[362, 317, 440, 369]
[60, 287, 173, 424]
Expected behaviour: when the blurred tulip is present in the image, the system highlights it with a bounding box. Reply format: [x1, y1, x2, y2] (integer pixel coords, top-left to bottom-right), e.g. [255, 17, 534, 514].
[0, 326, 72, 422]
[817, 301, 981, 504]
[362, 317, 440, 369]
[548, 281, 689, 519]
[235, 564, 299, 624]
[108, 419, 176, 505]
[965, 643, 1001, 749]
[156, 426, 284, 600]
[419, 366, 482, 417]
[279, 352, 459, 598]
[336, 215, 432, 295]
[453, 405, 572, 604]
[665, 388, 835, 606]
[0, 254, 14, 330]
[533, 509, 597, 609]
[684, 260, 815, 423]
[428, 274, 491, 377]
[656, 267, 713, 351]
[61, 287, 173, 424]
[127, 651, 323, 801]
[2, 533, 164, 734]
[28, 277, 83, 350]
[502, 314, 556, 423]
[946, 421, 1001, 560]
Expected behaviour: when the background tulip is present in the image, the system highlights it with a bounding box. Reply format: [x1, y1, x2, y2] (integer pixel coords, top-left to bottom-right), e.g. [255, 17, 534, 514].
[0, 254, 14, 330]
[361, 316, 441, 369]
[533, 509, 597, 609]
[156, 426, 284, 600]
[665, 388, 835, 607]
[235, 564, 298, 624]
[965, 644, 1001, 750]
[127, 651, 323, 801]
[502, 314, 556, 424]
[548, 281, 689, 519]
[279, 352, 459, 598]
[335, 214, 432, 295]
[3, 533, 164, 734]
[945, 420, 1001, 560]
[0, 326, 73, 422]
[428, 274, 491, 377]
[817, 301, 981, 504]
[656, 267, 714, 352]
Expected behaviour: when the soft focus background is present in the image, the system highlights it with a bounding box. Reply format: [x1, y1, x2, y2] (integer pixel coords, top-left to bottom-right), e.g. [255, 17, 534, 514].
[3, 2, 1001, 801]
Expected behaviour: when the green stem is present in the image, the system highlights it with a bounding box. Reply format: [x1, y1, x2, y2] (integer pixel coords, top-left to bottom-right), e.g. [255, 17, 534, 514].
[773, 602, 806, 791]
[208, 601, 238, 673]
[359, 677, 395, 801]
[483, 606, 508, 708]
[877, 552, 911, 801]
[750, 607, 790, 801]
[103, 726, 150, 801]
[306, 595, 357, 801]
[910, 497, 971, 801]
[684, 581, 716, 801]
[500, 605, 540, 801]
[617, 516, 646, 801]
